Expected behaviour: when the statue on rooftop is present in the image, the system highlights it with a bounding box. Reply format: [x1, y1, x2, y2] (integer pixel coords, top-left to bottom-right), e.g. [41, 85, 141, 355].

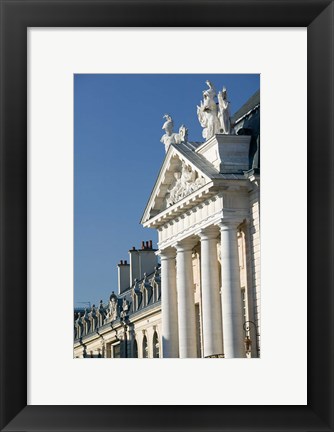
[160, 114, 188, 152]
[177, 125, 188, 144]
[120, 298, 129, 319]
[107, 293, 118, 321]
[197, 80, 220, 140]
[75, 312, 83, 338]
[160, 114, 175, 152]
[162, 114, 173, 136]
[218, 86, 231, 134]
[98, 300, 106, 326]
[203, 80, 216, 108]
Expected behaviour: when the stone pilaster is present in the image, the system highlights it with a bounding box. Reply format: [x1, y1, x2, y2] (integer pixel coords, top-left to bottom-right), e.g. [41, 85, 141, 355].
[159, 247, 179, 358]
[218, 219, 245, 358]
[199, 226, 224, 357]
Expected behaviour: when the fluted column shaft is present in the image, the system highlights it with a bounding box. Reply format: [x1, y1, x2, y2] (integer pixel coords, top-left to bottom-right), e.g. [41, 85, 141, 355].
[176, 239, 198, 358]
[199, 227, 224, 357]
[160, 247, 179, 358]
[219, 220, 245, 358]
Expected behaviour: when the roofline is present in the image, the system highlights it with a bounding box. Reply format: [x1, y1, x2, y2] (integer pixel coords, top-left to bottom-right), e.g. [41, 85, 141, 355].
[140, 144, 175, 224]
[233, 103, 260, 125]
[231, 89, 260, 124]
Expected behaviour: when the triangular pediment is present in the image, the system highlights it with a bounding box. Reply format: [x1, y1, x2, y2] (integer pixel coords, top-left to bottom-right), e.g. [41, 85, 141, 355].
[141, 144, 213, 224]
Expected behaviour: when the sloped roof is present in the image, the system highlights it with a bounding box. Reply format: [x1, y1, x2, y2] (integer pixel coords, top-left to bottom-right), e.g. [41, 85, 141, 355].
[174, 142, 246, 180]
[170, 142, 222, 179]
[231, 89, 260, 124]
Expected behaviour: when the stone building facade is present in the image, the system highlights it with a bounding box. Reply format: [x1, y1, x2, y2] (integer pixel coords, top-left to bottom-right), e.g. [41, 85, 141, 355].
[74, 87, 260, 359]
[73, 241, 162, 358]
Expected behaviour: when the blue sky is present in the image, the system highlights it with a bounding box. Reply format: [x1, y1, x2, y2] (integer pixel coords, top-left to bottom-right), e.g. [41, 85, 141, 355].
[74, 74, 260, 306]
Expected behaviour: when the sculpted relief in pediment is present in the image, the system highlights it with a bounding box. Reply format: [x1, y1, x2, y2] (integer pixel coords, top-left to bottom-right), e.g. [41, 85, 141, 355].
[165, 161, 205, 207]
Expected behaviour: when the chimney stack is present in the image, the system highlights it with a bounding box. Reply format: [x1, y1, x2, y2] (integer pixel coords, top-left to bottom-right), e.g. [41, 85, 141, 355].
[117, 260, 130, 295]
[129, 240, 158, 286]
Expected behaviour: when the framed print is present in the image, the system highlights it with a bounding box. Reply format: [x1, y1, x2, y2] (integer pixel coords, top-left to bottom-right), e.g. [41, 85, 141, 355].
[1, 1, 333, 431]
[28, 29, 306, 406]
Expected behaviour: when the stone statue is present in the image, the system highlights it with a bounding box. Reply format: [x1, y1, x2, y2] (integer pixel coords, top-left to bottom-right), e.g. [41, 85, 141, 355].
[90, 304, 96, 317]
[98, 300, 106, 326]
[123, 298, 129, 312]
[160, 114, 175, 152]
[166, 161, 205, 206]
[175, 125, 188, 144]
[107, 293, 118, 321]
[121, 298, 129, 319]
[76, 312, 82, 326]
[162, 114, 173, 135]
[180, 161, 196, 184]
[166, 172, 182, 206]
[203, 80, 216, 109]
[88, 304, 98, 331]
[83, 308, 89, 322]
[83, 308, 90, 334]
[218, 87, 231, 134]
[75, 312, 83, 338]
[197, 80, 220, 140]
[160, 115, 188, 152]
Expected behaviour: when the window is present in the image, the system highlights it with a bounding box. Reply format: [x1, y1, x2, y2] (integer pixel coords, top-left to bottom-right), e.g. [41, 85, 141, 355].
[113, 343, 121, 358]
[142, 335, 148, 358]
[133, 338, 138, 358]
[153, 331, 159, 358]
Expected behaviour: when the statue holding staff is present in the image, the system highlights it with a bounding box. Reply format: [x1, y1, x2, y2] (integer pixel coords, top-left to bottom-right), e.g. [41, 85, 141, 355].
[218, 86, 231, 134]
[197, 80, 220, 140]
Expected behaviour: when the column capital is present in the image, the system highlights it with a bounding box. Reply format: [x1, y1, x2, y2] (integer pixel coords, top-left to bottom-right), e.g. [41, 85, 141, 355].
[175, 237, 198, 253]
[198, 225, 219, 241]
[216, 218, 241, 231]
[158, 247, 176, 260]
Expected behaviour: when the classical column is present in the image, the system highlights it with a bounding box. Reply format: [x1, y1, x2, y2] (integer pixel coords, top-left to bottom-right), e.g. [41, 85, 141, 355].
[160, 247, 179, 358]
[175, 239, 198, 358]
[199, 226, 224, 357]
[218, 219, 245, 358]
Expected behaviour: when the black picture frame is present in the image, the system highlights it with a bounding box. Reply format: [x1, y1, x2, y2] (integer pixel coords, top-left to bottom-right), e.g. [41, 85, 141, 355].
[1, 1, 333, 431]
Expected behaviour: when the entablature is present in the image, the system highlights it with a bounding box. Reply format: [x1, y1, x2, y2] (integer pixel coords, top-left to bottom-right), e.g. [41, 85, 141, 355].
[156, 191, 249, 250]
[144, 178, 249, 230]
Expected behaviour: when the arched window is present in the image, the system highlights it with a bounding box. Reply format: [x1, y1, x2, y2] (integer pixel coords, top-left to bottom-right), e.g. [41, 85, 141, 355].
[142, 335, 148, 358]
[133, 338, 138, 358]
[153, 331, 160, 358]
